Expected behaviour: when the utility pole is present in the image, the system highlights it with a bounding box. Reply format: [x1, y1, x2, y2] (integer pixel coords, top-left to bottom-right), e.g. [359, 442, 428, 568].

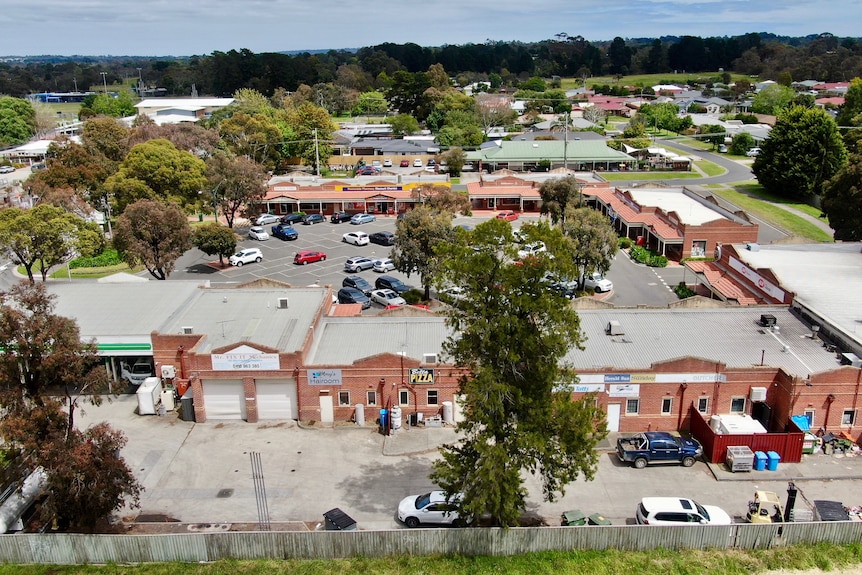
[100, 72, 108, 94]
[314, 129, 321, 177]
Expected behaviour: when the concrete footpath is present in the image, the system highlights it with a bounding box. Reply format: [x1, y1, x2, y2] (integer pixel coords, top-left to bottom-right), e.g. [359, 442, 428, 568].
[77, 397, 862, 530]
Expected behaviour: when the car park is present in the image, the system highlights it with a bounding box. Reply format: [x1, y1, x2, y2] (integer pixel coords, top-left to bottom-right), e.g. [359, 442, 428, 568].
[375, 275, 410, 294]
[496, 211, 518, 221]
[229, 248, 263, 267]
[582, 272, 613, 293]
[371, 288, 406, 307]
[293, 250, 327, 265]
[255, 214, 280, 226]
[330, 211, 352, 223]
[344, 256, 374, 272]
[369, 231, 395, 246]
[400, 159, 410, 167]
[343, 231, 370, 246]
[746, 147, 762, 157]
[248, 226, 270, 241]
[398, 491, 464, 528]
[350, 213, 376, 225]
[635, 497, 732, 526]
[302, 213, 326, 225]
[517, 241, 546, 259]
[270, 224, 299, 241]
[371, 160, 382, 169]
[342, 275, 373, 295]
[413, 158, 423, 167]
[337, 287, 371, 309]
[372, 258, 396, 273]
[0, 165, 14, 174]
[281, 212, 306, 225]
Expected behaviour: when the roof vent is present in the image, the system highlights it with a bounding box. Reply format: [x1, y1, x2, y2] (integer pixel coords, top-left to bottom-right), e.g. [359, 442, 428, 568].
[746, 242, 760, 251]
[278, 297, 289, 309]
[423, 353, 438, 364]
[759, 314, 776, 328]
[182, 326, 194, 335]
[606, 320, 624, 335]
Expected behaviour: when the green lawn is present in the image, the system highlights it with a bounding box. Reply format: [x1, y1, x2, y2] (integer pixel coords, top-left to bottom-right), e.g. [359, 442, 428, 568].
[601, 171, 702, 181]
[0, 543, 859, 574]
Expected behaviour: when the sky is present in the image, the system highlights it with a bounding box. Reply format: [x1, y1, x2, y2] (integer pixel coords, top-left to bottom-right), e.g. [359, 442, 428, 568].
[3, 0, 861, 57]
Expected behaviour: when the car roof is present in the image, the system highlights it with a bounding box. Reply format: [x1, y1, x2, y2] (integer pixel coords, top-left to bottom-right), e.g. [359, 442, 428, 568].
[640, 497, 696, 512]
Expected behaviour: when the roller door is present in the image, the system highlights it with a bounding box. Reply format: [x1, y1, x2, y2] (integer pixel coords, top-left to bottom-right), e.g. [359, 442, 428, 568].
[256, 379, 298, 420]
[202, 379, 246, 420]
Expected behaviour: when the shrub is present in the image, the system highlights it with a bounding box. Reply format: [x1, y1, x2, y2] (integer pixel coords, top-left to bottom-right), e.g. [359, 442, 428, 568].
[402, 289, 424, 305]
[69, 248, 123, 269]
[630, 245, 668, 267]
[618, 237, 633, 249]
[674, 282, 696, 299]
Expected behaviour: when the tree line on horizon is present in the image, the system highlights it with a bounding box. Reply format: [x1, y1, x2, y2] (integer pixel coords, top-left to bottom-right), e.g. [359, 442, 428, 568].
[2, 32, 861, 99]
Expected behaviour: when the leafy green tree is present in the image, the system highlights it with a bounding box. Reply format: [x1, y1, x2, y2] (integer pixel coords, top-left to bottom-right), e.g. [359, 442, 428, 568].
[104, 139, 208, 212]
[729, 132, 755, 155]
[389, 113, 420, 136]
[539, 176, 583, 225]
[205, 151, 269, 228]
[413, 184, 470, 215]
[81, 116, 130, 162]
[638, 102, 680, 132]
[753, 106, 847, 200]
[520, 77, 547, 91]
[0, 97, 36, 146]
[392, 205, 456, 301]
[354, 91, 389, 115]
[821, 154, 862, 240]
[282, 102, 337, 173]
[430, 218, 607, 527]
[217, 111, 283, 168]
[560, 206, 618, 287]
[113, 199, 192, 280]
[0, 205, 102, 283]
[88, 92, 136, 118]
[440, 147, 467, 177]
[752, 84, 795, 115]
[837, 77, 862, 128]
[608, 37, 632, 75]
[700, 124, 726, 149]
[193, 223, 238, 266]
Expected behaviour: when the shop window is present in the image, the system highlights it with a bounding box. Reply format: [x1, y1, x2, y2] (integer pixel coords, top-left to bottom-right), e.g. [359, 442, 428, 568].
[399, 389, 409, 406]
[697, 397, 709, 414]
[626, 398, 639, 414]
[730, 397, 746, 413]
[366, 390, 377, 406]
[842, 409, 855, 426]
[691, 240, 706, 258]
[338, 391, 350, 406]
[427, 390, 439, 405]
[661, 397, 673, 415]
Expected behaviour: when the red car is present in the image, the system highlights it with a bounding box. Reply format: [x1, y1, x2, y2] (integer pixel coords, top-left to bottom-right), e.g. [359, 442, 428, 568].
[399, 159, 410, 167]
[294, 250, 327, 265]
[496, 211, 518, 221]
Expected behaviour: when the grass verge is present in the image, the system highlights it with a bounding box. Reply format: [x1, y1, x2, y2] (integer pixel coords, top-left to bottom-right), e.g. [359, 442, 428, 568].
[601, 172, 702, 181]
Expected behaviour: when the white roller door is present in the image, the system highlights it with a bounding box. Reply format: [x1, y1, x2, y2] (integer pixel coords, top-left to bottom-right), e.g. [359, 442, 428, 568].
[257, 379, 298, 420]
[202, 379, 246, 420]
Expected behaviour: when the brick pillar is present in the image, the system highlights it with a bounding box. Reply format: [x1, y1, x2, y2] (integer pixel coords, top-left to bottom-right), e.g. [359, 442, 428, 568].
[191, 375, 206, 423]
[244, 376, 258, 423]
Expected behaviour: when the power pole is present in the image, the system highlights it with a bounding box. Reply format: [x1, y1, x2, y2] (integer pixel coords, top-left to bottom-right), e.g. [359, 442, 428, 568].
[314, 129, 321, 177]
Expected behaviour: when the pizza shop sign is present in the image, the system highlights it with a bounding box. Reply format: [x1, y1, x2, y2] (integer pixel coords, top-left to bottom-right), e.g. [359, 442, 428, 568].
[409, 368, 435, 384]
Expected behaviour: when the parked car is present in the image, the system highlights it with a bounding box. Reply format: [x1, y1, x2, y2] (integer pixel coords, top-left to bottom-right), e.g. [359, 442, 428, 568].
[342, 275, 373, 295]
[383, 159, 393, 167]
[427, 158, 436, 166]
[413, 158, 423, 167]
[373, 258, 396, 273]
[371, 288, 407, 307]
[635, 497, 732, 525]
[271, 224, 298, 241]
[293, 250, 327, 265]
[398, 491, 465, 528]
[517, 241, 546, 259]
[229, 248, 263, 267]
[344, 256, 374, 272]
[369, 231, 395, 246]
[343, 231, 370, 246]
[616, 432, 703, 469]
[331, 211, 352, 223]
[375, 275, 410, 294]
[248, 226, 270, 241]
[30, 163, 46, 172]
[0, 165, 14, 174]
[746, 147, 762, 157]
[496, 211, 518, 221]
[718, 144, 728, 153]
[400, 159, 410, 167]
[302, 213, 326, 225]
[337, 286, 371, 309]
[281, 212, 306, 225]
[350, 213, 376, 225]
[356, 166, 380, 176]
[582, 272, 613, 293]
[255, 214, 280, 226]
[371, 160, 382, 169]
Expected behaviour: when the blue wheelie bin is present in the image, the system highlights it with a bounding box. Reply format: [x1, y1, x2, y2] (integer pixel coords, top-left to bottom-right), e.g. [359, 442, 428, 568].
[754, 451, 768, 471]
[766, 451, 781, 471]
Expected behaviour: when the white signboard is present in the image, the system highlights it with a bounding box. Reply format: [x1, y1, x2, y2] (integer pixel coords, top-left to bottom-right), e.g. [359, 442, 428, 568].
[211, 345, 279, 371]
[307, 369, 343, 386]
[608, 384, 641, 398]
[578, 373, 726, 384]
[728, 256, 786, 301]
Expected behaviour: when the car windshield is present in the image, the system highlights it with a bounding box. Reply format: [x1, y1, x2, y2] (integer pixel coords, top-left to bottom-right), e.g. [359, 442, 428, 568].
[414, 492, 432, 509]
[694, 501, 710, 520]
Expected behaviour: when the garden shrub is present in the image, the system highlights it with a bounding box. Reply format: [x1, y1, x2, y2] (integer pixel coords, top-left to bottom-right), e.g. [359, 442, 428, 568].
[69, 249, 123, 269]
[630, 245, 668, 267]
[618, 237, 633, 249]
[674, 282, 696, 299]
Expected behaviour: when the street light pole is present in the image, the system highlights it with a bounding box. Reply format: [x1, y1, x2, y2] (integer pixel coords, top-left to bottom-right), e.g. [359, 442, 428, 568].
[100, 72, 108, 94]
[211, 178, 226, 223]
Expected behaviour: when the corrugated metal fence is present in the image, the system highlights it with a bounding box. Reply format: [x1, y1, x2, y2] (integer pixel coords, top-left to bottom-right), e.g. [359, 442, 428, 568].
[2, 522, 862, 564]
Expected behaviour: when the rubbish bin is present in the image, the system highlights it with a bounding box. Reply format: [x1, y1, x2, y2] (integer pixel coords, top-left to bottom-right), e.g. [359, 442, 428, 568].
[588, 513, 612, 526]
[767, 451, 781, 471]
[323, 508, 357, 531]
[754, 451, 768, 471]
[379, 408, 388, 431]
[561, 509, 586, 526]
[180, 388, 195, 422]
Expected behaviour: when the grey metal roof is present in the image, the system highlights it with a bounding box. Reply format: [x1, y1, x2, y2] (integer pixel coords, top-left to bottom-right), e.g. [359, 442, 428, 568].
[307, 317, 452, 365]
[566, 307, 839, 377]
[466, 140, 634, 163]
[161, 287, 328, 353]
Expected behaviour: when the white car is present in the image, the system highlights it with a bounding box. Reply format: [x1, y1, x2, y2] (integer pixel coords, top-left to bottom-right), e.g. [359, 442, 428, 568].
[372, 258, 396, 273]
[0, 165, 15, 174]
[255, 214, 280, 226]
[371, 288, 406, 307]
[413, 158, 423, 167]
[635, 497, 732, 526]
[517, 241, 546, 259]
[397, 491, 464, 528]
[582, 272, 613, 293]
[229, 248, 263, 267]
[343, 231, 370, 246]
[383, 159, 393, 167]
[745, 147, 761, 157]
[248, 226, 270, 241]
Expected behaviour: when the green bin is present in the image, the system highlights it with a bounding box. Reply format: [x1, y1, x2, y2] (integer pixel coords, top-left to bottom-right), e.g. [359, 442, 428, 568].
[561, 509, 586, 526]
[588, 513, 612, 526]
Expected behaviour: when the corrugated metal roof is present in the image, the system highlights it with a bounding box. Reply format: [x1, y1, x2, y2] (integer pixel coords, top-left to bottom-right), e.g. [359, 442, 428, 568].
[466, 140, 634, 162]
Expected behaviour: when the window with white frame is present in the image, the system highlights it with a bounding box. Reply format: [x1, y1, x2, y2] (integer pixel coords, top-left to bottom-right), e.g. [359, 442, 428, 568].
[730, 397, 746, 413]
[661, 397, 673, 415]
[842, 409, 855, 426]
[399, 389, 410, 406]
[366, 390, 377, 406]
[427, 390, 439, 405]
[338, 391, 350, 406]
[626, 398, 640, 414]
[803, 409, 815, 427]
[697, 397, 709, 414]
[691, 240, 706, 258]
